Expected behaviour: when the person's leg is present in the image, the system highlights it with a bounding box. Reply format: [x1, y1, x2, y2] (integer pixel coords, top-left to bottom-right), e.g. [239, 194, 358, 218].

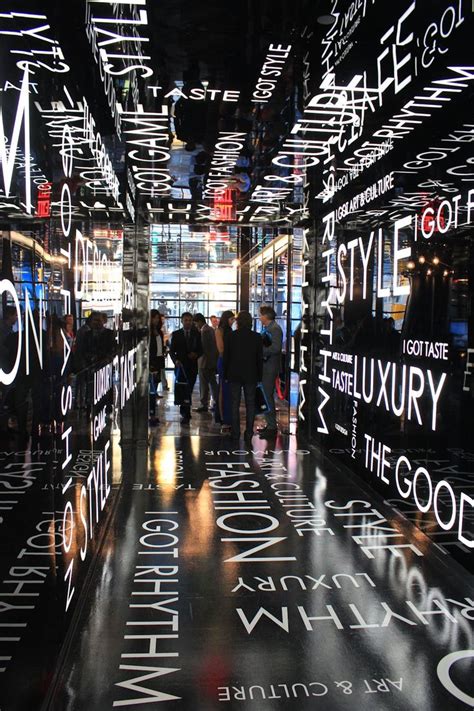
[230, 382, 241, 438]
[198, 368, 210, 409]
[160, 368, 168, 391]
[261, 366, 278, 430]
[149, 374, 159, 421]
[185, 370, 197, 418]
[209, 369, 219, 410]
[243, 382, 256, 437]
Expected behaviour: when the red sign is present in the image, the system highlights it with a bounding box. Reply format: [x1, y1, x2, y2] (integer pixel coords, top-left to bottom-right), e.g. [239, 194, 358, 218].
[36, 182, 52, 217]
[213, 188, 236, 221]
[93, 229, 124, 240]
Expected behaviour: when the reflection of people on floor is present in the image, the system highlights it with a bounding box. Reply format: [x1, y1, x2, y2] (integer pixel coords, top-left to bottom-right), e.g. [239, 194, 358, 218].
[169, 312, 202, 423]
[224, 310, 263, 443]
[215, 310, 235, 430]
[193, 313, 218, 414]
[149, 309, 165, 426]
[159, 313, 170, 392]
[259, 305, 283, 437]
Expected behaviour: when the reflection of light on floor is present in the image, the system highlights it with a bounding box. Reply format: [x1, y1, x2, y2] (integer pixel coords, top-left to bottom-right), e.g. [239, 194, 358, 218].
[190, 435, 200, 460]
[154, 438, 178, 506]
[182, 481, 214, 559]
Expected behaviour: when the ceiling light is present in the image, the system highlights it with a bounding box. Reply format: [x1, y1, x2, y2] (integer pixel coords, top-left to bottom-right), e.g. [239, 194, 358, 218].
[317, 14, 337, 25]
[433, 256, 440, 265]
[407, 261, 415, 270]
[231, 258, 240, 268]
[418, 256, 425, 264]
[427, 268, 432, 275]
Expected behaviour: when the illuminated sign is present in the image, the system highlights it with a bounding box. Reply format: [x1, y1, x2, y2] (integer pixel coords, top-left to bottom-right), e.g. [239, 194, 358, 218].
[0, 10, 71, 74]
[120, 106, 172, 196]
[203, 131, 247, 199]
[212, 189, 236, 222]
[36, 93, 121, 201]
[36, 181, 52, 217]
[251, 44, 292, 103]
[93, 228, 124, 239]
[85, 0, 154, 134]
[148, 85, 240, 102]
[300, 1, 474, 559]
[0, 66, 32, 213]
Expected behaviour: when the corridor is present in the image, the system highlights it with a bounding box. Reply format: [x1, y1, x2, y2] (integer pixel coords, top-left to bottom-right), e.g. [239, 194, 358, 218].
[0, 0, 473, 708]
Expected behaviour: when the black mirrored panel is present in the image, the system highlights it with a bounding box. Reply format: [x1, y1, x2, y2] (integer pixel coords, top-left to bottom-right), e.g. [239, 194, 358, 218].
[298, 0, 474, 568]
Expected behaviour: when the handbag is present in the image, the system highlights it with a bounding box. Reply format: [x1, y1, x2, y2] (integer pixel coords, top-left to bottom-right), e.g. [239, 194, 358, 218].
[255, 382, 271, 413]
[174, 366, 191, 406]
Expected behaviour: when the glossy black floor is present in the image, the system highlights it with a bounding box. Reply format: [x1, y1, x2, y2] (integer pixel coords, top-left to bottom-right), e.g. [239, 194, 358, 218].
[2, 392, 474, 710]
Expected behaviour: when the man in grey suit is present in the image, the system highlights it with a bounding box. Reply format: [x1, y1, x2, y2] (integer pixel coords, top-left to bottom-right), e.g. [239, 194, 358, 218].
[258, 305, 283, 437]
[193, 314, 218, 413]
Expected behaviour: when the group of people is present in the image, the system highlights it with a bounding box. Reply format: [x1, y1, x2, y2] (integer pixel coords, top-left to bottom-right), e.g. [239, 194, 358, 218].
[148, 306, 283, 442]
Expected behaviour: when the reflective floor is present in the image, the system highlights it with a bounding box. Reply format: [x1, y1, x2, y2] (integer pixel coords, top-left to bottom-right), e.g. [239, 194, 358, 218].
[1, 400, 473, 710]
[54, 425, 473, 707]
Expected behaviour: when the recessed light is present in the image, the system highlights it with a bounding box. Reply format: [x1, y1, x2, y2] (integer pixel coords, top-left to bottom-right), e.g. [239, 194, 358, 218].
[317, 14, 337, 25]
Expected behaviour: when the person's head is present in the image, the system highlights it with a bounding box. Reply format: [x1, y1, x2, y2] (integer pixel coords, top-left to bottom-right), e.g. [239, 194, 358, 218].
[259, 305, 275, 326]
[90, 312, 103, 330]
[150, 309, 160, 332]
[387, 317, 395, 330]
[219, 310, 235, 330]
[181, 312, 193, 330]
[210, 315, 218, 329]
[236, 311, 252, 330]
[64, 314, 74, 330]
[193, 313, 206, 331]
[2, 305, 18, 326]
[100, 312, 108, 326]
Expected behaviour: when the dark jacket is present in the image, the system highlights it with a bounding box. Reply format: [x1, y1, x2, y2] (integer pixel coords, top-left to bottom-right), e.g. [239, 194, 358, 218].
[224, 328, 263, 384]
[169, 327, 202, 375]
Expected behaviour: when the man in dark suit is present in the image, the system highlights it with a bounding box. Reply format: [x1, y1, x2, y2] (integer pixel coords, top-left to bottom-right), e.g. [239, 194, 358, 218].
[224, 310, 263, 443]
[169, 312, 202, 423]
[193, 313, 218, 413]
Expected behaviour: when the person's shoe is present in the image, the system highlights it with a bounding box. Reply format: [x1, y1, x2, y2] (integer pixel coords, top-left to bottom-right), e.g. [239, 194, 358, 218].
[258, 427, 277, 438]
[195, 406, 209, 412]
[149, 417, 159, 426]
[156, 394, 164, 399]
[180, 417, 191, 424]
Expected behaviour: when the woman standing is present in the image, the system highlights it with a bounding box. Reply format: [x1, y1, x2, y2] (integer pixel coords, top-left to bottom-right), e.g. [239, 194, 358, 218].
[149, 310, 165, 425]
[215, 310, 235, 431]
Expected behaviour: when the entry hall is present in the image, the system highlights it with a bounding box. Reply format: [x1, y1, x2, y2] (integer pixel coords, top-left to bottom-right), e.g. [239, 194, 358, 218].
[0, 0, 473, 709]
